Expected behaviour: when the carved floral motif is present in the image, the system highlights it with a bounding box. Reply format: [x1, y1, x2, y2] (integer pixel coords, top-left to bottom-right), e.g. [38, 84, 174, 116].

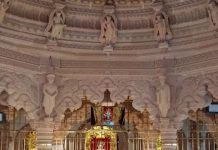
[0, 72, 40, 120]
[0, 69, 216, 131]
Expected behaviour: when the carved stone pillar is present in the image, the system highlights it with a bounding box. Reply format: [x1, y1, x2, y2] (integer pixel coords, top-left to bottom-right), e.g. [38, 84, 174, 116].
[159, 118, 178, 150]
[31, 120, 55, 150]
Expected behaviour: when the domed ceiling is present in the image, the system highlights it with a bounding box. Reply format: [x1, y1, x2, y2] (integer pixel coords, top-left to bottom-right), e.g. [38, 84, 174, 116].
[0, 0, 218, 75]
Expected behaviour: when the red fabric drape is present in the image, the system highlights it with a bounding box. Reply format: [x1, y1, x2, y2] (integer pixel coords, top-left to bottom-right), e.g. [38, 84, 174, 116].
[91, 137, 111, 150]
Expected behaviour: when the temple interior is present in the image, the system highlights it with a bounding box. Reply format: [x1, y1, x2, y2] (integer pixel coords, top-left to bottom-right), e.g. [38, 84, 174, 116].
[0, 0, 218, 149]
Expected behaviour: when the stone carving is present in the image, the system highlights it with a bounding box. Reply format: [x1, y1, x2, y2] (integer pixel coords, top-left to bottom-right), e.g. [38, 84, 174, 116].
[99, 14, 117, 46]
[6, 82, 20, 105]
[153, 7, 172, 47]
[42, 74, 58, 118]
[0, 73, 40, 120]
[55, 77, 157, 122]
[94, 78, 159, 124]
[0, 75, 12, 93]
[156, 75, 170, 117]
[45, 9, 66, 40]
[54, 79, 82, 120]
[0, 0, 12, 23]
[169, 74, 217, 129]
[207, 0, 218, 30]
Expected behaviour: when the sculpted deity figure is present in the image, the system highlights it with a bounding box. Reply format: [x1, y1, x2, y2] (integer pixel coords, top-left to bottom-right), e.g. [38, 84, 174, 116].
[104, 107, 112, 121]
[45, 10, 66, 40]
[0, 0, 12, 23]
[207, 0, 218, 29]
[156, 75, 171, 117]
[99, 14, 117, 46]
[97, 141, 105, 150]
[153, 10, 172, 43]
[42, 74, 58, 117]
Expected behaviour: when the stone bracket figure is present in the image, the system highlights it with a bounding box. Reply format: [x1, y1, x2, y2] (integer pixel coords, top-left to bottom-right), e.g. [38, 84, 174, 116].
[42, 74, 58, 120]
[45, 8, 66, 41]
[99, 13, 118, 54]
[0, 0, 13, 23]
[156, 75, 171, 118]
[207, 0, 218, 31]
[99, 0, 117, 54]
[152, 4, 172, 48]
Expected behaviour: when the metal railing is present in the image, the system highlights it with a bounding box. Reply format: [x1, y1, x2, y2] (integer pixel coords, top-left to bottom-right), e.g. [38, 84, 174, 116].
[0, 130, 217, 150]
[177, 131, 218, 150]
[52, 131, 159, 150]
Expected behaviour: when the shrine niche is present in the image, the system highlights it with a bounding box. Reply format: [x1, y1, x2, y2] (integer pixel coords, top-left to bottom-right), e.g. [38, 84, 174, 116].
[58, 88, 155, 150]
[91, 89, 125, 128]
[85, 126, 117, 150]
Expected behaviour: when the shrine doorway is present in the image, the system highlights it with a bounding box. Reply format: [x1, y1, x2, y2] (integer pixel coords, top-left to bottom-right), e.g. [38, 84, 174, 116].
[85, 126, 117, 150]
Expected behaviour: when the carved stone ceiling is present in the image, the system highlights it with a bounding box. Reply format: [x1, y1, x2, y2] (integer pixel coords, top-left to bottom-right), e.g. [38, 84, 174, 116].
[19, 0, 205, 8]
[0, 0, 217, 76]
[0, 0, 218, 128]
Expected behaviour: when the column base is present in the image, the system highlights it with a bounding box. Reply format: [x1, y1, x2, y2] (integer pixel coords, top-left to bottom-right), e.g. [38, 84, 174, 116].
[31, 120, 55, 150]
[160, 118, 178, 150]
[161, 129, 178, 150]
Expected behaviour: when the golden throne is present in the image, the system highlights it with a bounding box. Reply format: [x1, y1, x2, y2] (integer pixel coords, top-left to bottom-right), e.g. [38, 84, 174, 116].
[85, 126, 117, 150]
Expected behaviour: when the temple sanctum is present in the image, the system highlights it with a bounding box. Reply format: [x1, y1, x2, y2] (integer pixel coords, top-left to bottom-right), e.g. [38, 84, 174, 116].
[0, 0, 218, 149]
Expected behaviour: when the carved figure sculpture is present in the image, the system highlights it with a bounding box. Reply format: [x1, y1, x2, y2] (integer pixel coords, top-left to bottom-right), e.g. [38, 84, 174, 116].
[45, 9, 65, 40]
[104, 107, 112, 121]
[0, 0, 12, 23]
[99, 14, 117, 46]
[97, 141, 105, 150]
[42, 74, 58, 117]
[207, 0, 218, 29]
[156, 75, 170, 117]
[153, 10, 172, 43]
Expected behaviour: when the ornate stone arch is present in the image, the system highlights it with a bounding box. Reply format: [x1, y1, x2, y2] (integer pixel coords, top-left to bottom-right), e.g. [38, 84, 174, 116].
[54, 77, 160, 124]
[0, 71, 40, 120]
[170, 74, 217, 129]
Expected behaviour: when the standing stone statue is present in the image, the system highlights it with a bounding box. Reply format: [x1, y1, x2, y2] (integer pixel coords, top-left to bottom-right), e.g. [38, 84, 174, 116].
[42, 74, 58, 118]
[45, 9, 66, 41]
[0, 0, 12, 23]
[156, 75, 171, 117]
[99, 14, 117, 46]
[207, 0, 218, 30]
[153, 9, 172, 43]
